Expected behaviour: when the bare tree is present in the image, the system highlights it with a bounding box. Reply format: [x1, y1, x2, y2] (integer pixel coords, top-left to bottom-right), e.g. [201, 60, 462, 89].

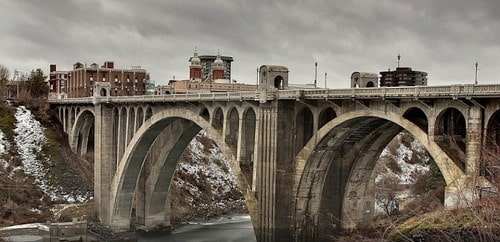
[0, 65, 9, 100]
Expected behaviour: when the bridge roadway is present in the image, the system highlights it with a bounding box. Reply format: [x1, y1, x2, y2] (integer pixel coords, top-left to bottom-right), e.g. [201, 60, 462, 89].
[48, 84, 500, 104]
[49, 80, 500, 241]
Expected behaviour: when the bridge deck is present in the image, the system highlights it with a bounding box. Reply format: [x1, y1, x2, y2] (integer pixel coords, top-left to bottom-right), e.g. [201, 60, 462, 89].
[47, 84, 500, 104]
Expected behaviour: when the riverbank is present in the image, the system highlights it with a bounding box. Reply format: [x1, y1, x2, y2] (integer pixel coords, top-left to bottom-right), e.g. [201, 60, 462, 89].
[0, 214, 255, 242]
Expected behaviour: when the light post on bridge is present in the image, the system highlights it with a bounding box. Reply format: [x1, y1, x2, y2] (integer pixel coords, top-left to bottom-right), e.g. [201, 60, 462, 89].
[475, 61, 479, 85]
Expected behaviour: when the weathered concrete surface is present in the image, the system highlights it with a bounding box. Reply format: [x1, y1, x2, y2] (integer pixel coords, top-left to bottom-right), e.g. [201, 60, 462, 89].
[50, 80, 500, 241]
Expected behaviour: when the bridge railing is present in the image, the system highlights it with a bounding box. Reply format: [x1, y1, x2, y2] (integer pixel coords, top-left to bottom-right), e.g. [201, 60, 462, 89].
[299, 84, 500, 99]
[47, 84, 500, 105]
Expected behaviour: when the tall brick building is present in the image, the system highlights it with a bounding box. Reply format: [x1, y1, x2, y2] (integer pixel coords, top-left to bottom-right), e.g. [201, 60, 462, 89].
[49, 61, 150, 98]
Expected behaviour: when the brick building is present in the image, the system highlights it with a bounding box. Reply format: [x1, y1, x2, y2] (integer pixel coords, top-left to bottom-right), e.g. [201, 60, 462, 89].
[188, 50, 233, 81]
[49, 61, 150, 98]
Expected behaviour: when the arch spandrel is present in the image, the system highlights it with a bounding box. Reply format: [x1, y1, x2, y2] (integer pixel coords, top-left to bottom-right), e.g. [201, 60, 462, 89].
[109, 107, 255, 231]
[294, 110, 467, 237]
[70, 109, 96, 153]
[432, 100, 470, 127]
[296, 110, 465, 188]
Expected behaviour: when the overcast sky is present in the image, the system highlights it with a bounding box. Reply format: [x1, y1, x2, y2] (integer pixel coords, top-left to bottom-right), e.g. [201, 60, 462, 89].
[0, 0, 498, 88]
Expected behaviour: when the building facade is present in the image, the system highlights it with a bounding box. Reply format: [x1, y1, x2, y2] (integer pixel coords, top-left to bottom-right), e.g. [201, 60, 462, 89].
[189, 51, 233, 81]
[49, 61, 150, 98]
[379, 67, 427, 87]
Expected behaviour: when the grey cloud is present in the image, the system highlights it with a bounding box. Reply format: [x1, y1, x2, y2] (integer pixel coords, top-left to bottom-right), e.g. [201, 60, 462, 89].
[0, 0, 498, 87]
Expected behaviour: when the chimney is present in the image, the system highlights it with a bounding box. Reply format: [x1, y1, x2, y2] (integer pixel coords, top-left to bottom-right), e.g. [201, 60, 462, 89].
[50, 64, 56, 72]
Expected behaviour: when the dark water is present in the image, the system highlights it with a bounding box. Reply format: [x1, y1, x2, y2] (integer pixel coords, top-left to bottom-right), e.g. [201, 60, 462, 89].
[138, 214, 256, 242]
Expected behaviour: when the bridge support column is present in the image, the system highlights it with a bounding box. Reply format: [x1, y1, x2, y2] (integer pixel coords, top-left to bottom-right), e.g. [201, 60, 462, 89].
[94, 103, 114, 225]
[444, 104, 483, 208]
[465, 105, 482, 177]
[254, 101, 295, 242]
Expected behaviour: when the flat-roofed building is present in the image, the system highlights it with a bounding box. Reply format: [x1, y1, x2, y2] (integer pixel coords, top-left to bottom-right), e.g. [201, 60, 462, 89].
[49, 61, 150, 98]
[379, 67, 427, 87]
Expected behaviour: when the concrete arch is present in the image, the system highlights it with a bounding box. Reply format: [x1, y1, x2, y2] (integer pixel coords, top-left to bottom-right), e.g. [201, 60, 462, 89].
[70, 110, 95, 156]
[199, 107, 210, 121]
[127, 107, 136, 145]
[240, 107, 257, 187]
[145, 106, 153, 121]
[68, 107, 76, 133]
[483, 108, 500, 180]
[403, 106, 429, 133]
[295, 106, 314, 155]
[118, 107, 127, 164]
[109, 108, 254, 232]
[435, 107, 467, 136]
[212, 107, 224, 130]
[226, 107, 239, 152]
[433, 100, 470, 126]
[434, 107, 467, 170]
[136, 107, 144, 132]
[318, 107, 337, 129]
[63, 108, 69, 132]
[294, 109, 465, 238]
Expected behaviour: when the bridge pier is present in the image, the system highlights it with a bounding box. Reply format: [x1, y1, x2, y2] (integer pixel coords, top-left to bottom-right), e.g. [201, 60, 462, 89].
[93, 103, 114, 227]
[254, 101, 299, 241]
[444, 104, 484, 208]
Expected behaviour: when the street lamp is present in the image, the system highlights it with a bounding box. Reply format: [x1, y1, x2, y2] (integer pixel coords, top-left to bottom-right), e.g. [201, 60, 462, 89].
[314, 62, 318, 88]
[474, 61, 479, 85]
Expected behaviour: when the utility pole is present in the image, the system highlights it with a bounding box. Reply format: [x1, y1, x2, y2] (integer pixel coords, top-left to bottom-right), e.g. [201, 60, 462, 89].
[474, 61, 478, 85]
[314, 62, 317, 88]
[397, 54, 401, 68]
[256, 67, 259, 86]
[324, 72, 327, 89]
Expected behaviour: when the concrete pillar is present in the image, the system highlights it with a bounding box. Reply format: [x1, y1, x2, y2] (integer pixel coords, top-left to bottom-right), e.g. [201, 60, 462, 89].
[94, 103, 114, 224]
[465, 105, 482, 176]
[254, 101, 296, 241]
[442, 104, 484, 208]
[254, 104, 278, 241]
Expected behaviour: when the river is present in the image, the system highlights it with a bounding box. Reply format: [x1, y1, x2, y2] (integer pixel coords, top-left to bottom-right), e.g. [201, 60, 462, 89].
[138, 214, 257, 242]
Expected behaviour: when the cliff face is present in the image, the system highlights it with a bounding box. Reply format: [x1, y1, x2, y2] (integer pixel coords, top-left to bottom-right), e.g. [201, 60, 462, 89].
[0, 103, 92, 226]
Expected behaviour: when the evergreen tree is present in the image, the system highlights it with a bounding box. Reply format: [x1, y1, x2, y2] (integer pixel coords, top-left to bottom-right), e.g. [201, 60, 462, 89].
[27, 68, 48, 98]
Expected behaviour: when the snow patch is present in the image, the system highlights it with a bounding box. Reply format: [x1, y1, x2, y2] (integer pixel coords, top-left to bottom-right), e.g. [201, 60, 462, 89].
[0, 129, 7, 154]
[376, 135, 430, 185]
[0, 130, 8, 170]
[174, 130, 242, 209]
[14, 106, 54, 196]
[12, 106, 90, 202]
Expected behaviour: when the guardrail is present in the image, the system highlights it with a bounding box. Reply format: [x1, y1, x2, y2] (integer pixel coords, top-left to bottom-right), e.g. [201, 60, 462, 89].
[47, 84, 500, 105]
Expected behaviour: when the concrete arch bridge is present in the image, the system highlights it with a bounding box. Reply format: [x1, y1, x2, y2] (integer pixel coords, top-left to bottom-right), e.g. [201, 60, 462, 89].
[48, 66, 500, 241]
